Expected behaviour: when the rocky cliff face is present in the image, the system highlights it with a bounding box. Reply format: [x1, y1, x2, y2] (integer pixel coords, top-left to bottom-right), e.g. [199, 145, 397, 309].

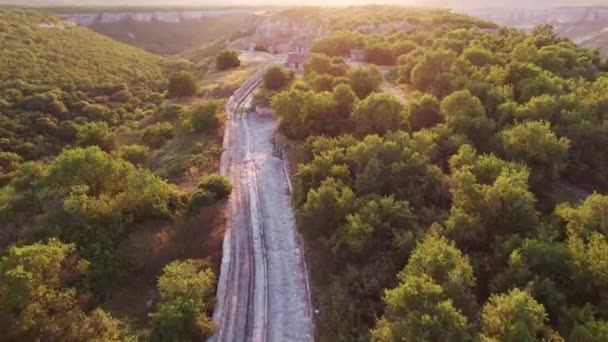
[467, 7, 608, 26]
[63, 10, 251, 26]
[464, 7, 608, 52]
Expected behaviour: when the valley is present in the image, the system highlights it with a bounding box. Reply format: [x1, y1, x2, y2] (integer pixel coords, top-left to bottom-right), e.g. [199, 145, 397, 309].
[3, 3, 608, 342]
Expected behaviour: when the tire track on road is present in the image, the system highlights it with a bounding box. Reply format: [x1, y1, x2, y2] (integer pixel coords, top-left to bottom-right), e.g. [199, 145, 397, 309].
[211, 68, 313, 342]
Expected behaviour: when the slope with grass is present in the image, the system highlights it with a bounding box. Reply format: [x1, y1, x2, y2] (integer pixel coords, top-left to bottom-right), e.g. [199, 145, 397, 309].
[0, 9, 229, 340]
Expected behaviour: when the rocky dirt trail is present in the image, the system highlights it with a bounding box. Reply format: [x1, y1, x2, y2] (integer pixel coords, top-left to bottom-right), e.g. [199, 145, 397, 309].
[210, 69, 314, 342]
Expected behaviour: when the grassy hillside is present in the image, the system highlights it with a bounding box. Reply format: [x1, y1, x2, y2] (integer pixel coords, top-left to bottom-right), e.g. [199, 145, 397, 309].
[0, 10, 169, 160]
[0, 9, 228, 339]
[0, 10, 164, 88]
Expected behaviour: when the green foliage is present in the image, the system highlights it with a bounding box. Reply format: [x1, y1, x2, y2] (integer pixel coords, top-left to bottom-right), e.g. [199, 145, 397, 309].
[304, 54, 348, 77]
[196, 173, 233, 200]
[187, 173, 232, 215]
[215, 50, 240, 71]
[403, 92, 442, 131]
[332, 83, 358, 120]
[77, 122, 117, 152]
[311, 31, 363, 57]
[182, 101, 222, 132]
[167, 71, 199, 98]
[283, 5, 608, 341]
[150, 259, 216, 341]
[440, 90, 495, 148]
[263, 65, 295, 91]
[0, 10, 165, 160]
[1, 147, 181, 284]
[114, 144, 149, 166]
[480, 288, 549, 341]
[365, 43, 396, 66]
[0, 239, 132, 341]
[143, 122, 174, 149]
[372, 234, 475, 341]
[348, 66, 382, 99]
[0, 152, 22, 185]
[351, 93, 403, 136]
[500, 121, 570, 182]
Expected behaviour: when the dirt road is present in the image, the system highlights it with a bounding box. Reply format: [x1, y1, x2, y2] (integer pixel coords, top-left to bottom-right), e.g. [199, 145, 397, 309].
[210, 69, 314, 342]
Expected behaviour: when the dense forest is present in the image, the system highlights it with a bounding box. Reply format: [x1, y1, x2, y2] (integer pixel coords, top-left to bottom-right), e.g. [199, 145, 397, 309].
[0, 9, 235, 340]
[267, 5, 608, 342]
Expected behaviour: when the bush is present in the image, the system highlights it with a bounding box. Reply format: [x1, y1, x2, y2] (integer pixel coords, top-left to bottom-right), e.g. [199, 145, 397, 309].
[77, 122, 117, 152]
[114, 144, 149, 165]
[196, 173, 233, 200]
[187, 173, 232, 214]
[216, 50, 240, 71]
[143, 122, 174, 148]
[157, 104, 185, 121]
[263, 65, 294, 90]
[187, 189, 216, 215]
[168, 71, 199, 98]
[150, 259, 215, 341]
[183, 101, 221, 132]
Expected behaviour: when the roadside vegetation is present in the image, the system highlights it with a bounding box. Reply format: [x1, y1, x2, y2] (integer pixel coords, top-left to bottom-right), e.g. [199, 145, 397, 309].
[270, 6, 608, 342]
[0, 9, 232, 339]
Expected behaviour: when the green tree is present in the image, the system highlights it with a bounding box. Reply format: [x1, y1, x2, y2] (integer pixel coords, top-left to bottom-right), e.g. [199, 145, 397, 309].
[338, 196, 417, 255]
[0, 239, 131, 341]
[216, 50, 241, 71]
[143, 122, 174, 148]
[462, 46, 496, 67]
[298, 178, 356, 240]
[500, 121, 570, 182]
[150, 259, 216, 341]
[372, 234, 475, 341]
[332, 83, 357, 122]
[351, 93, 403, 136]
[183, 101, 222, 132]
[263, 65, 294, 90]
[480, 288, 549, 341]
[402, 234, 477, 315]
[167, 71, 199, 98]
[348, 66, 382, 99]
[187, 173, 232, 214]
[114, 144, 149, 166]
[440, 90, 495, 148]
[77, 122, 117, 152]
[411, 49, 457, 97]
[372, 275, 471, 342]
[403, 92, 442, 131]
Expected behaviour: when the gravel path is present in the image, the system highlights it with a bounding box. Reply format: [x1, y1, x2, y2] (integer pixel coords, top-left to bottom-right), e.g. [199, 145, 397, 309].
[210, 70, 314, 342]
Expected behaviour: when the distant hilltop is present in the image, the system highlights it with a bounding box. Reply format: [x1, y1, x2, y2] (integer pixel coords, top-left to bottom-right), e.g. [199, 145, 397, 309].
[462, 6, 608, 53]
[465, 6, 608, 26]
[60, 10, 252, 26]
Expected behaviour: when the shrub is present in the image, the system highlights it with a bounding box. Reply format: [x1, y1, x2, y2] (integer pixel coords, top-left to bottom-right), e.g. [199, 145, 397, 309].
[150, 260, 215, 341]
[263, 65, 294, 90]
[182, 101, 221, 132]
[187, 173, 232, 214]
[157, 104, 185, 121]
[216, 50, 241, 71]
[168, 71, 199, 98]
[187, 189, 216, 215]
[77, 122, 117, 152]
[143, 123, 174, 148]
[114, 144, 149, 165]
[196, 173, 233, 200]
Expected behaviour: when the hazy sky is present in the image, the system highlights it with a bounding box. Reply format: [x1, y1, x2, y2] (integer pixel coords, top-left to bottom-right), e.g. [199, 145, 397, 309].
[3, 0, 607, 8]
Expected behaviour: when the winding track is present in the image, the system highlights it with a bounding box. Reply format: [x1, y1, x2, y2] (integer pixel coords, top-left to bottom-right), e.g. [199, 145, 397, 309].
[210, 69, 314, 342]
